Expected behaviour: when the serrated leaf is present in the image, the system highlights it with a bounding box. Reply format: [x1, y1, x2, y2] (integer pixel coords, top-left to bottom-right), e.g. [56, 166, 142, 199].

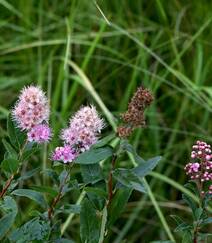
[170, 215, 185, 226]
[0, 196, 18, 214]
[9, 217, 50, 243]
[182, 230, 192, 243]
[133, 156, 162, 177]
[113, 168, 146, 193]
[75, 146, 113, 164]
[1, 158, 19, 174]
[174, 222, 192, 232]
[108, 188, 132, 226]
[11, 189, 47, 209]
[81, 164, 103, 184]
[80, 198, 101, 243]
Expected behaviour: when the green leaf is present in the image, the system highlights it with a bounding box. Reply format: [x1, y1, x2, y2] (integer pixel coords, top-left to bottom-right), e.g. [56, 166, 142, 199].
[170, 215, 185, 226]
[182, 230, 193, 243]
[76, 146, 113, 164]
[194, 208, 203, 221]
[92, 133, 116, 148]
[182, 194, 197, 217]
[80, 198, 101, 243]
[18, 167, 40, 181]
[113, 168, 146, 193]
[0, 196, 18, 240]
[133, 156, 162, 177]
[85, 181, 106, 211]
[0, 213, 16, 240]
[21, 147, 38, 161]
[7, 115, 26, 149]
[41, 169, 59, 184]
[55, 239, 74, 243]
[9, 217, 50, 243]
[201, 217, 212, 226]
[81, 164, 103, 184]
[2, 139, 17, 159]
[108, 188, 132, 226]
[0, 196, 18, 214]
[1, 158, 19, 174]
[58, 204, 81, 214]
[84, 187, 107, 199]
[29, 185, 58, 197]
[174, 222, 192, 232]
[11, 189, 47, 209]
[120, 140, 145, 163]
[202, 192, 212, 208]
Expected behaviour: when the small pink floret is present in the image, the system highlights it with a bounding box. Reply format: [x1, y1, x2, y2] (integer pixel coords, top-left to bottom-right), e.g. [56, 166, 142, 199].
[52, 145, 77, 163]
[27, 124, 51, 143]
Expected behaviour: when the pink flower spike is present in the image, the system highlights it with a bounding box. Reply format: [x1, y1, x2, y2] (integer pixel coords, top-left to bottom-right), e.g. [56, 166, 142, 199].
[61, 105, 105, 152]
[27, 124, 52, 143]
[12, 86, 50, 130]
[52, 145, 77, 164]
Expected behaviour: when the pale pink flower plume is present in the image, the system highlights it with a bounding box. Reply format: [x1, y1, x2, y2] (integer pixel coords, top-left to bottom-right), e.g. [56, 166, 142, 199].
[52, 105, 105, 164]
[185, 140, 212, 194]
[61, 105, 105, 152]
[12, 86, 50, 130]
[27, 124, 52, 143]
[52, 145, 77, 163]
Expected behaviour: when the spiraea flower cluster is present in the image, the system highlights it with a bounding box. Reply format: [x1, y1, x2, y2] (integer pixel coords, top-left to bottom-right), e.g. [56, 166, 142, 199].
[117, 86, 154, 138]
[185, 141, 212, 194]
[52, 145, 77, 164]
[12, 86, 51, 143]
[27, 124, 51, 144]
[52, 105, 104, 163]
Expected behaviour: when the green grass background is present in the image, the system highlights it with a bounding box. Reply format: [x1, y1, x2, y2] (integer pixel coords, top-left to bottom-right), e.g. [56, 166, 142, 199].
[0, 0, 211, 242]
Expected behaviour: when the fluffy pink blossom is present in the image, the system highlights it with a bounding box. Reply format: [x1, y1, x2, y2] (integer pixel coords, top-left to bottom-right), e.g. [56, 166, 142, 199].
[12, 86, 50, 130]
[27, 124, 52, 143]
[185, 140, 212, 195]
[52, 145, 77, 163]
[61, 105, 104, 152]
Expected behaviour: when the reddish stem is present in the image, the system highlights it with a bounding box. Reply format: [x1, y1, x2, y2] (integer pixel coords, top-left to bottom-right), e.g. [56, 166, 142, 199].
[48, 167, 72, 220]
[0, 174, 14, 199]
[0, 140, 28, 199]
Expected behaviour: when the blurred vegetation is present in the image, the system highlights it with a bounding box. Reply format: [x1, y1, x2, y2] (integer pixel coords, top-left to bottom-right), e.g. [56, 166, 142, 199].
[0, 0, 211, 242]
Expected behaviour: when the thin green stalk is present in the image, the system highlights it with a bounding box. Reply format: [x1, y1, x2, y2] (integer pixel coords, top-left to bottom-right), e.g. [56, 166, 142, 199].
[143, 178, 176, 242]
[98, 206, 107, 243]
